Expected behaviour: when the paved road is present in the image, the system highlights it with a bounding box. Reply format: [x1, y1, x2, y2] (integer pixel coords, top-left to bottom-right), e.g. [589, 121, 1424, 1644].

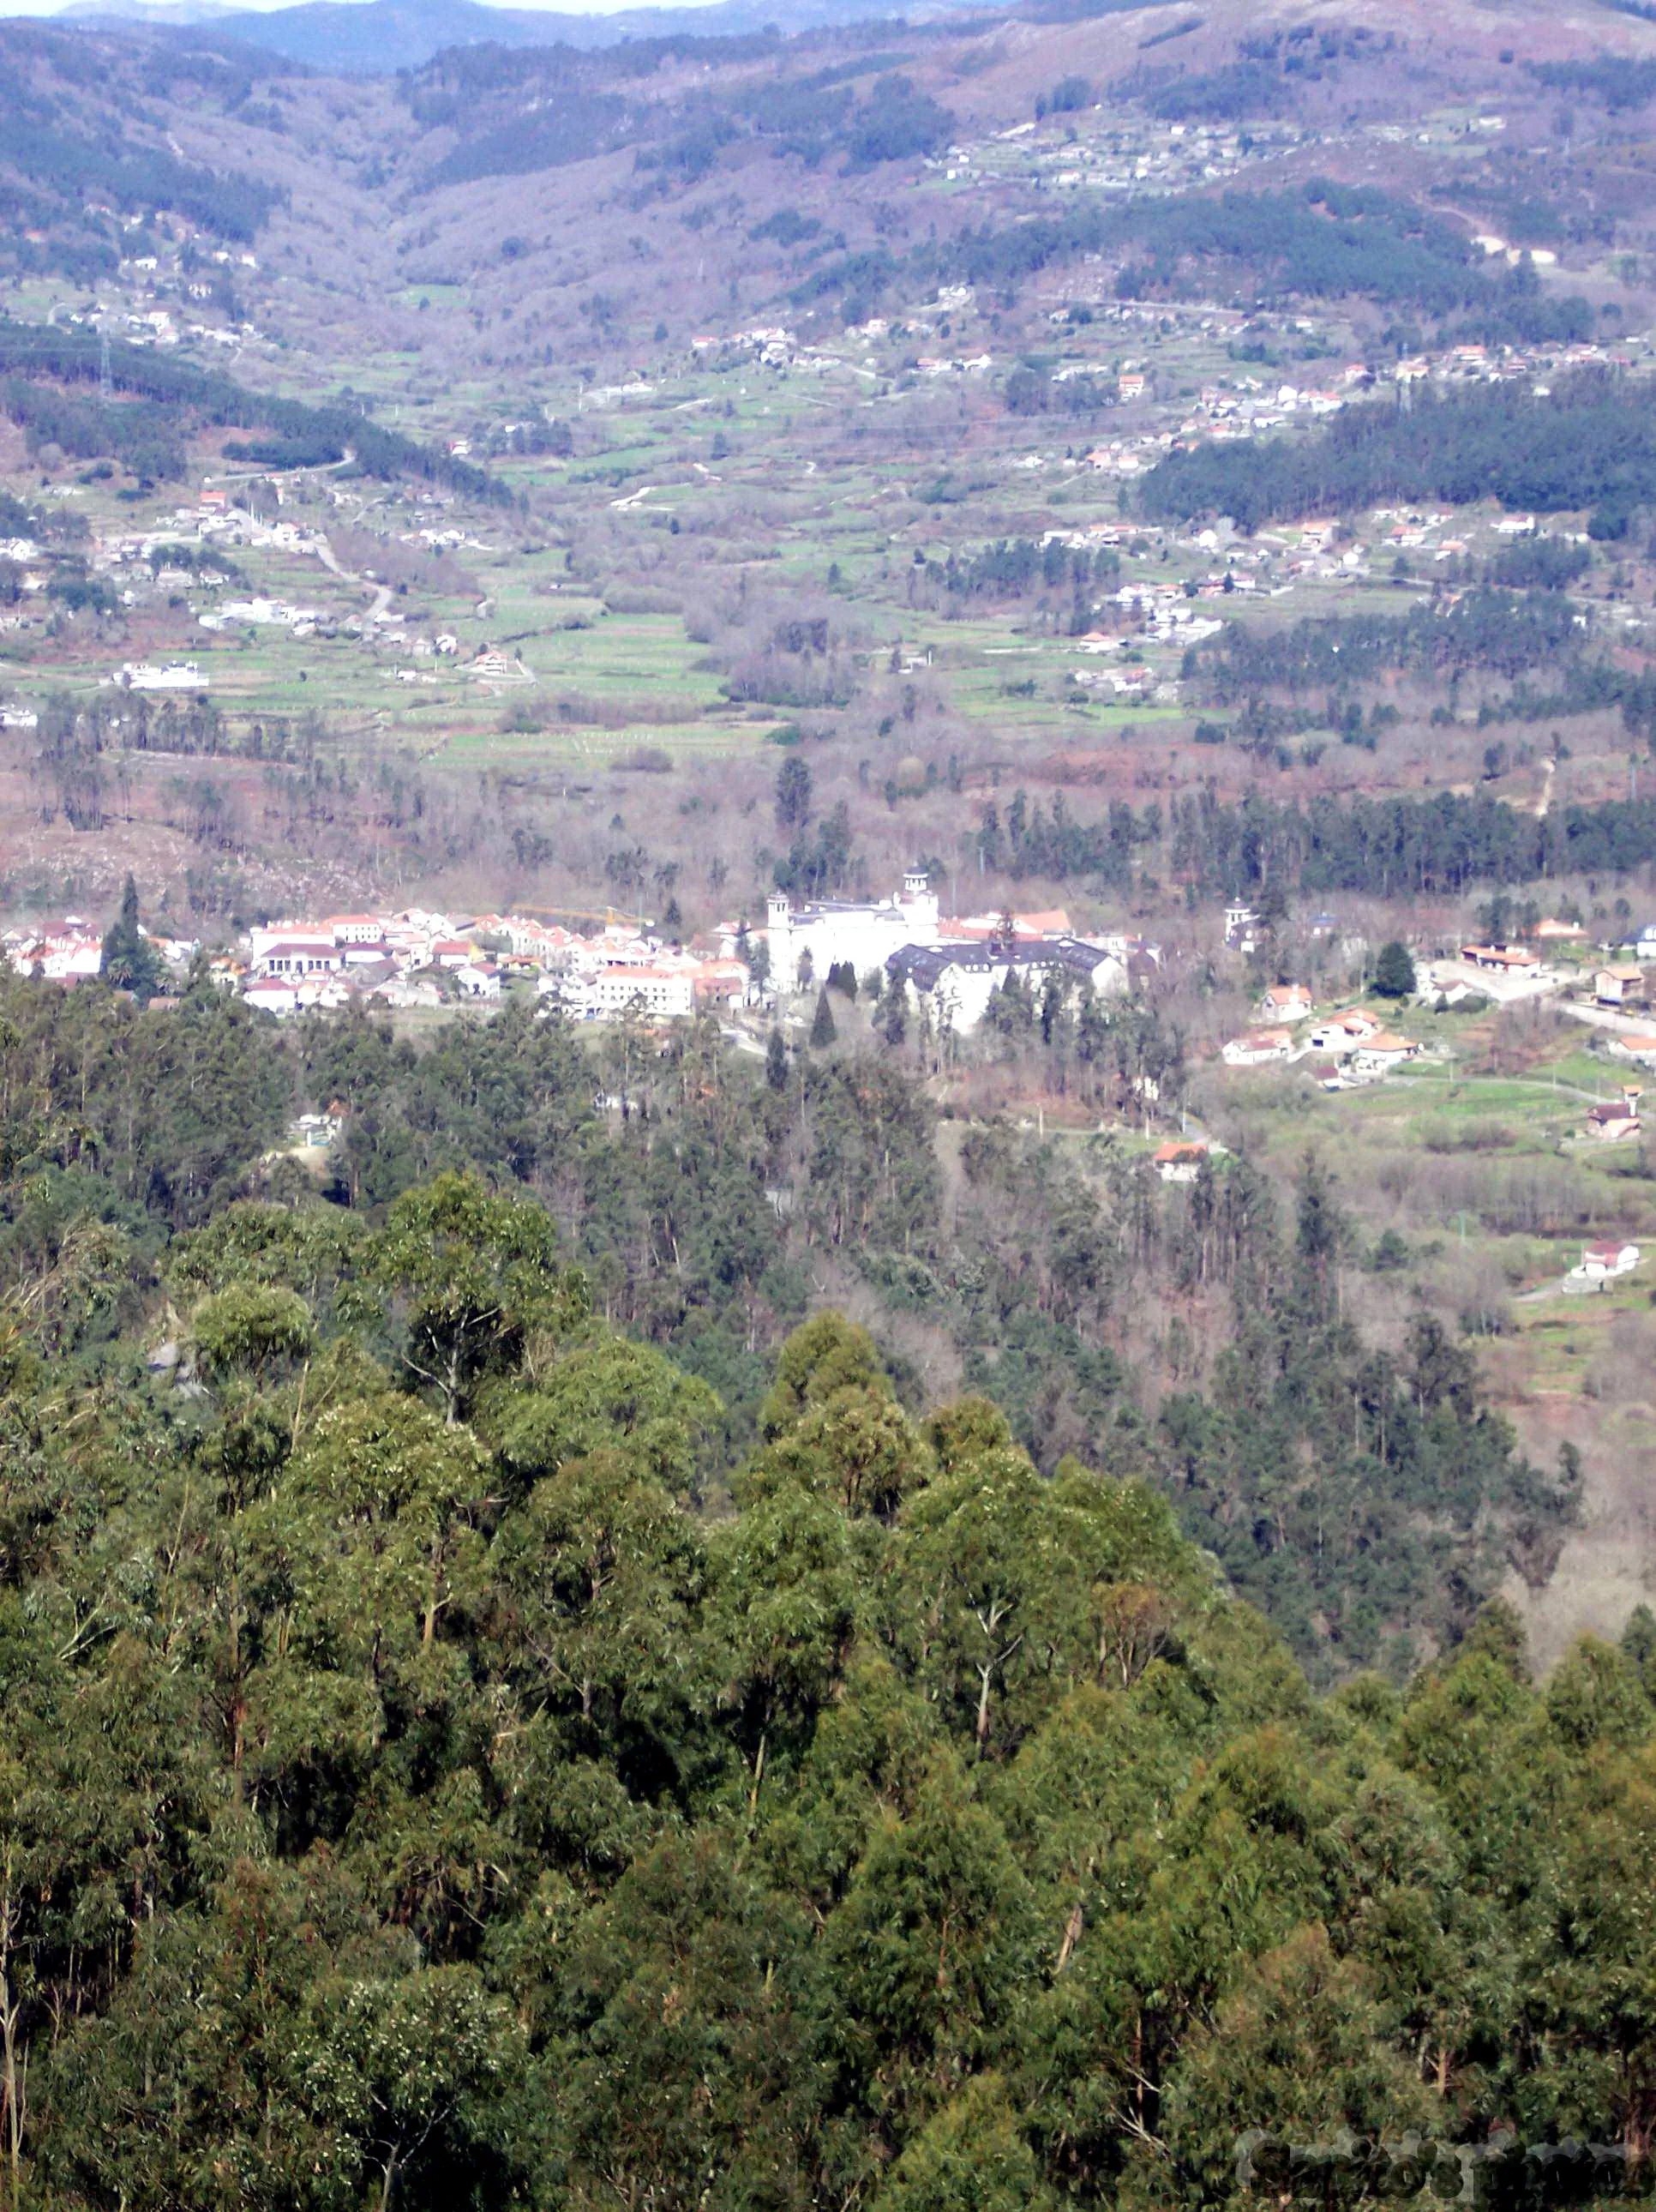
[1557, 999, 1654, 1039]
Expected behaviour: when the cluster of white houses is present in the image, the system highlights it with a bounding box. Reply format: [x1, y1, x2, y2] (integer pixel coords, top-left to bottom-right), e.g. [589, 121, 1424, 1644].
[227, 874, 1155, 1033]
[0, 875, 1159, 1037]
[1221, 1000, 1422, 1085]
[4, 918, 124, 983]
[232, 910, 749, 1021]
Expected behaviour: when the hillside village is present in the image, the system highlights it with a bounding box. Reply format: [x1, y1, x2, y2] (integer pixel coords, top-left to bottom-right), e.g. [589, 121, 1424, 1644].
[21, 876, 1656, 1141]
[0, 0, 1655, 1687]
[0, 871, 1154, 1034]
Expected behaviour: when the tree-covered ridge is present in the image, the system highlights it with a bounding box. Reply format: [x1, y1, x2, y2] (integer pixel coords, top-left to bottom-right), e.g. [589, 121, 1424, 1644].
[0, 318, 507, 496]
[0, 969, 1575, 1683]
[0, 24, 291, 286]
[0, 1170, 1641, 2211]
[1139, 371, 1656, 532]
[3, 120, 284, 243]
[1185, 592, 1583, 700]
[952, 180, 1497, 310]
[789, 178, 1587, 347]
[969, 780, 1656, 897]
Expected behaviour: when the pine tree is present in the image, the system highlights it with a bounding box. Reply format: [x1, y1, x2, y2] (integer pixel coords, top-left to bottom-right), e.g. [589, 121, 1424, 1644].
[809, 988, 837, 1049]
[1374, 941, 1417, 999]
[100, 875, 162, 1001]
[765, 1029, 788, 1091]
[775, 756, 812, 830]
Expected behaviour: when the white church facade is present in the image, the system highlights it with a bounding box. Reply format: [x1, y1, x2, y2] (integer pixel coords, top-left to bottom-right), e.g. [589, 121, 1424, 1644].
[757, 870, 941, 992]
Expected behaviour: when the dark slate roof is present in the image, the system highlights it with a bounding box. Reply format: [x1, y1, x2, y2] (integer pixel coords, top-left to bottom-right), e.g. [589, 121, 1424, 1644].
[886, 937, 1120, 989]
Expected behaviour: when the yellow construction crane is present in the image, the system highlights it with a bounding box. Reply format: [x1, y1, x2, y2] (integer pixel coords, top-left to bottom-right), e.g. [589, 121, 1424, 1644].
[517, 904, 653, 932]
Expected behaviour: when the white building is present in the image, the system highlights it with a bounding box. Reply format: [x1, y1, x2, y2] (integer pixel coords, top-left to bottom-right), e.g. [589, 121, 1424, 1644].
[1570, 1240, 1641, 1284]
[120, 662, 205, 691]
[886, 936, 1129, 1036]
[320, 914, 387, 947]
[763, 871, 939, 992]
[254, 936, 344, 979]
[1155, 1141, 1209, 1184]
[1350, 1032, 1419, 1079]
[585, 965, 694, 1020]
[42, 938, 105, 983]
[1223, 900, 1260, 953]
[1221, 1028, 1293, 1067]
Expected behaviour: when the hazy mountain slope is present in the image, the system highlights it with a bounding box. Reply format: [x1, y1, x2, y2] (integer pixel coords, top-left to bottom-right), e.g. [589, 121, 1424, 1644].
[148, 0, 999, 73]
[6, 0, 1656, 385]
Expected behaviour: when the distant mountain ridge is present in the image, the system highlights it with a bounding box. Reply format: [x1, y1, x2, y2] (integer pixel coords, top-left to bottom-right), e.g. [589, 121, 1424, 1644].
[61, 0, 237, 21]
[51, 0, 987, 70]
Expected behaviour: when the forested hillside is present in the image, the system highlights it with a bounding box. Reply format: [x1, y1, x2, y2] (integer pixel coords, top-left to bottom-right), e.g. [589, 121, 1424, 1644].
[0, 965, 1645, 2209]
[8, 0, 1656, 2182]
[0, 970, 1577, 1677]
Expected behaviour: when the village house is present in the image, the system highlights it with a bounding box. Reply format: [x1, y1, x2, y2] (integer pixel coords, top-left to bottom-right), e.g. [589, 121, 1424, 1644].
[1350, 1031, 1419, 1079]
[1585, 1099, 1641, 1141]
[1461, 943, 1540, 977]
[1259, 983, 1312, 1019]
[321, 914, 392, 948]
[1308, 1009, 1380, 1054]
[37, 937, 105, 983]
[691, 958, 748, 1007]
[1594, 965, 1647, 1008]
[1153, 1140, 1209, 1184]
[118, 661, 206, 692]
[465, 648, 531, 683]
[1572, 1239, 1641, 1283]
[1221, 1027, 1294, 1068]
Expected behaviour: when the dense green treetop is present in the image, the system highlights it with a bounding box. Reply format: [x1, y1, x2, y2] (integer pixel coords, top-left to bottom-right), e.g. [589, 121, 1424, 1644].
[0, 1201, 1640, 2211]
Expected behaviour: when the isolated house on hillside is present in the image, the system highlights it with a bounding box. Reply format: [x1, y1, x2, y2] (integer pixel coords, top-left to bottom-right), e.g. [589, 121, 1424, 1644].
[1585, 1099, 1641, 1140]
[1575, 1240, 1641, 1281]
[466, 647, 531, 683]
[1223, 901, 1259, 953]
[1154, 1141, 1209, 1184]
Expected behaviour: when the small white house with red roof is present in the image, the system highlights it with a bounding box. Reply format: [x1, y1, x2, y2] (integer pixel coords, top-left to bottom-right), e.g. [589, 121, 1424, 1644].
[1575, 1240, 1640, 1281]
[1221, 1027, 1294, 1067]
